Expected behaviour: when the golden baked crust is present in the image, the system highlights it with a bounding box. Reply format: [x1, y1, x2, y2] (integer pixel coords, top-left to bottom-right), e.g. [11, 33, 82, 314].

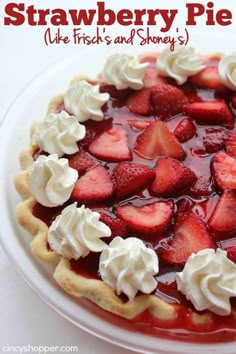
[14, 77, 228, 328]
[14, 106, 177, 321]
[54, 258, 175, 320]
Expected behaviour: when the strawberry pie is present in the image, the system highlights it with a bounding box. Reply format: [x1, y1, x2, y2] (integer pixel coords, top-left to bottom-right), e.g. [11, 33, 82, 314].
[15, 46, 236, 343]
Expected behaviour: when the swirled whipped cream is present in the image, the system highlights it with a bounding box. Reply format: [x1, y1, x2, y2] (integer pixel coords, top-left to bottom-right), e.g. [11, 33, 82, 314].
[218, 53, 236, 90]
[156, 46, 206, 85]
[99, 237, 158, 300]
[28, 154, 78, 207]
[103, 54, 148, 90]
[35, 110, 86, 157]
[176, 248, 236, 316]
[64, 80, 109, 122]
[48, 203, 111, 260]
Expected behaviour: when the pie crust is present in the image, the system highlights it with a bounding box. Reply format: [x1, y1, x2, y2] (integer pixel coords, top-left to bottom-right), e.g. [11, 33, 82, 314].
[14, 94, 176, 320]
[14, 63, 236, 336]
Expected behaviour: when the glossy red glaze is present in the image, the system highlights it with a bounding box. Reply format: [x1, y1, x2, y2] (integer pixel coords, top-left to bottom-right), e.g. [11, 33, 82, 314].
[32, 56, 236, 341]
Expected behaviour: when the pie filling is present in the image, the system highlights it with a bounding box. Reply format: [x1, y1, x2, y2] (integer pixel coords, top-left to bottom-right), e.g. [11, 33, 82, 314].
[17, 48, 236, 342]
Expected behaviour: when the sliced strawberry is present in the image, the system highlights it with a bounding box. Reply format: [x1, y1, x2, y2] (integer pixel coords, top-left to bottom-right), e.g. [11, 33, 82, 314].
[127, 119, 151, 131]
[151, 84, 188, 120]
[151, 158, 197, 197]
[174, 118, 196, 143]
[203, 128, 230, 153]
[226, 132, 236, 158]
[116, 201, 174, 234]
[99, 82, 131, 99]
[189, 176, 213, 198]
[190, 66, 229, 94]
[211, 151, 236, 190]
[71, 165, 114, 202]
[112, 162, 155, 199]
[135, 121, 185, 160]
[143, 66, 167, 88]
[185, 100, 234, 128]
[88, 126, 131, 162]
[79, 119, 113, 148]
[161, 213, 215, 265]
[99, 211, 129, 239]
[209, 189, 236, 233]
[231, 94, 236, 109]
[68, 151, 97, 173]
[126, 88, 151, 116]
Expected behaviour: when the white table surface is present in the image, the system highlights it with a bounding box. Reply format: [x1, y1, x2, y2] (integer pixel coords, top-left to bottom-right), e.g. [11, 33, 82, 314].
[1, 0, 236, 353]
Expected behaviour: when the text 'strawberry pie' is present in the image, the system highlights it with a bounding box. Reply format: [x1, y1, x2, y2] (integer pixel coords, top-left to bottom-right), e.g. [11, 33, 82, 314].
[14, 46, 236, 343]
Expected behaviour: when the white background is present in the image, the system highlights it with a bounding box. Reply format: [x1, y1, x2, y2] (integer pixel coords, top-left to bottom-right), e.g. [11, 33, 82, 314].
[0, 0, 236, 353]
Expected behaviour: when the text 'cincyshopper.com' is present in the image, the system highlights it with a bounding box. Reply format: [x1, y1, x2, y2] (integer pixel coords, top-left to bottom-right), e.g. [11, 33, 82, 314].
[2, 344, 79, 354]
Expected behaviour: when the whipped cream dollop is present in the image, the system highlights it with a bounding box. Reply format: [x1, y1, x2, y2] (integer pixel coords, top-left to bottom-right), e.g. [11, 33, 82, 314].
[35, 110, 86, 157]
[156, 46, 206, 85]
[176, 248, 236, 316]
[99, 237, 158, 300]
[28, 154, 78, 207]
[64, 80, 109, 122]
[48, 204, 111, 260]
[218, 53, 236, 90]
[103, 53, 148, 90]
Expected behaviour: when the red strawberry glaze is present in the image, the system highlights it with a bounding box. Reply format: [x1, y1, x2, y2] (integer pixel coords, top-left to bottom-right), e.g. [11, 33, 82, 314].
[70, 253, 101, 280]
[32, 202, 67, 227]
[32, 56, 236, 341]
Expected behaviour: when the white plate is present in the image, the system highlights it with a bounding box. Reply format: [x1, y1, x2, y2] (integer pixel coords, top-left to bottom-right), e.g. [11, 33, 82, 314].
[0, 32, 236, 354]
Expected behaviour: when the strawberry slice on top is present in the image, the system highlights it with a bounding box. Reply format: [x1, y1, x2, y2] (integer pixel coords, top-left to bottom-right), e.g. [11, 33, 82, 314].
[161, 212, 215, 265]
[98, 210, 129, 239]
[190, 66, 229, 94]
[185, 99, 234, 128]
[173, 118, 196, 143]
[126, 88, 151, 116]
[71, 165, 114, 203]
[112, 162, 155, 199]
[226, 132, 236, 158]
[151, 158, 197, 197]
[135, 121, 185, 160]
[211, 151, 236, 190]
[151, 84, 188, 121]
[88, 126, 131, 162]
[68, 151, 97, 173]
[202, 128, 230, 153]
[116, 201, 174, 235]
[143, 66, 167, 88]
[209, 189, 236, 234]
